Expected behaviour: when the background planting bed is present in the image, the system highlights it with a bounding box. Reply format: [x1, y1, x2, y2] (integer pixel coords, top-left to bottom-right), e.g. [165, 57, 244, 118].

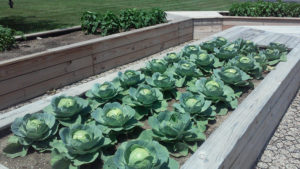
[0, 26, 300, 169]
[0, 18, 193, 110]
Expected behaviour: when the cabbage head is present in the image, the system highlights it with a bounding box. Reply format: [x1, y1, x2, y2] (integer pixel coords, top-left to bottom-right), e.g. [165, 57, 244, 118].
[268, 42, 288, 53]
[173, 92, 213, 118]
[174, 60, 202, 77]
[3, 113, 58, 158]
[117, 70, 145, 88]
[43, 95, 90, 126]
[228, 55, 263, 79]
[263, 49, 287, 65]
[146, 59, 168, 73]
[145, 111, 206, 157]
[214, 43, 239, 61]
[164, 52, 181, 64]
[213, 66, 252, 87]
[50, 124, 111, 169]
[103, 139, 179, 169]
[91, 102, 141, 133]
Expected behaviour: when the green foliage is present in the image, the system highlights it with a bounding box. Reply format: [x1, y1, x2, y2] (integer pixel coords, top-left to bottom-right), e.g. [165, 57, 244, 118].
[145, 111, 206, 157]
[0, 25, 19, 52]
[91, 102, 141, 133]
[3, 113, 58, 157]
[145, 59, 169, 73]
[117, 70, 145, 88]
[85, 81, 122, 109]
[50, 124, 111, 168]
[213, 66, 252, 87]
[173, 92, 214, 118]
[228, 55, 263, 79]
[164, 52, 181, 64]
[263, 48, 287, 65]
[81, 11, 102, 34]
[103, 139, 178, 169]
[43, 96, 91, 126]
[229, 0, 300, 17]
[80, 8, 167, 35]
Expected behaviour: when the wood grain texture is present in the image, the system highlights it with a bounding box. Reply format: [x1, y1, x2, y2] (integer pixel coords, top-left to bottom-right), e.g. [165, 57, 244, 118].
[0, 19, 193, 110]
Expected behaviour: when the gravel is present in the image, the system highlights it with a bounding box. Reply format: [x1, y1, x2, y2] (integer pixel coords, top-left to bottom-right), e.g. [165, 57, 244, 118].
[254, 89, 300, 169]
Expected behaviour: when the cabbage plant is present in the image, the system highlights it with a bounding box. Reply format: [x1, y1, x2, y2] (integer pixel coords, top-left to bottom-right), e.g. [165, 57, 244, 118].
[50, 124, 111, 169]
[268, 42, 288, 53]
[103, 139, 179, 169]
[214, 37, 228, 48]
[263, 48, 287, 65]
[43, 96, 90, 126]
[117, 70, 145, 88]
[182, 45, 201, 57]
[189, 77, 238, 115]
[174, 60, 202, 78]
[145, 59, 168, 73]
[164, 52, 181, 64]
[146, 72, 185, 90]
[144, 111, 206, 157]
[85, 81, 122, 109]
[228, 55, 263, 79]
[200, 41, 216, 53]
[91, 102, 141, 133]
[173, 92, 214, 119]
[214, 43, 239, 61]
[213, 66, 252, 87]
[3, 113, 58, 158]
[190, 52, 222, 72]
[252, 52, 267, 71]
[235, 39, 258, 54]
[122, 84, 167, 119]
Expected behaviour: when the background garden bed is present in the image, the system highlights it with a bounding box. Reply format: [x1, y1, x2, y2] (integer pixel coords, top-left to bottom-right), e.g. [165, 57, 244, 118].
[0, 18, 193, 110]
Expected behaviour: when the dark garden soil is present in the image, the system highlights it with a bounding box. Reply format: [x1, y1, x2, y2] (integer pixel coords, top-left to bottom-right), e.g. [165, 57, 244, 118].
[0, 74, 265, 169]
[0, 31, 99, 62]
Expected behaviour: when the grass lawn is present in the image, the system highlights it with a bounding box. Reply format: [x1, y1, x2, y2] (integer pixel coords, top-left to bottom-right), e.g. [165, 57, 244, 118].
[0, 0, 238, 33]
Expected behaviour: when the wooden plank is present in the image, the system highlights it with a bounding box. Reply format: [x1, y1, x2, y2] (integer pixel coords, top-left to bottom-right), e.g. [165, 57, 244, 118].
[0, 56, 93, 96]
[256, 33, 282, 46]
[93, 30, 179, 64]
[93, 43, 165, 74]
[91, 21, 181, 54]
[181, 44, 300, 169]
[178, 33, 193, 44]
[231, 72, 300, 169]
[0, 67, 93, 110]
[0, 45, 93, 81]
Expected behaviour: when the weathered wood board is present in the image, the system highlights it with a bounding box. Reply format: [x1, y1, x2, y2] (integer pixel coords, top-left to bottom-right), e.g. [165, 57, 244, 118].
[0, 18, 193, 110]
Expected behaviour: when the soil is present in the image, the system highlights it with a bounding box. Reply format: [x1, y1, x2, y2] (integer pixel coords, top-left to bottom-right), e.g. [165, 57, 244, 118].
[0, 31, 99, 61]
[0, 75, 266, 169]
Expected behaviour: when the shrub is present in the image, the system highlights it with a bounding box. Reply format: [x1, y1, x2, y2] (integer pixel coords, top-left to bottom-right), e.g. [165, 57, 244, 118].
[229, 0, 300, 17]
[0, 25, 18, 52]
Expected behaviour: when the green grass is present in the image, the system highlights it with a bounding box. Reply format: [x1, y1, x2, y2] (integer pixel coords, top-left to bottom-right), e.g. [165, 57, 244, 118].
[0, 0, 238, 33]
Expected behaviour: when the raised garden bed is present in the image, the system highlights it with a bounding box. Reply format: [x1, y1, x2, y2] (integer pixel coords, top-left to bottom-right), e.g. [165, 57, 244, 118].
[0, 18, 193, 110]
[1, 26, 300, 169]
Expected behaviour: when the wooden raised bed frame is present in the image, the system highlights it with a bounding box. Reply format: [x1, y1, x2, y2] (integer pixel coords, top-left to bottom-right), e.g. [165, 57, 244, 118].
[0, 18, 193, 110]
[0, 26, 300, 169]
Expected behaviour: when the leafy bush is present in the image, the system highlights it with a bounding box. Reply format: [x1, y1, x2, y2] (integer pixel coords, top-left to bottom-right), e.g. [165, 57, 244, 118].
[81, 8, 167, 36]
[0, 25, 18, 52]
[229, 0, 300, 17]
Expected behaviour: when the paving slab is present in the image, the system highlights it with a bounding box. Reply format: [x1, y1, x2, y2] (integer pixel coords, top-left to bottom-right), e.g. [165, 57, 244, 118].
[254, 89, 300, 169]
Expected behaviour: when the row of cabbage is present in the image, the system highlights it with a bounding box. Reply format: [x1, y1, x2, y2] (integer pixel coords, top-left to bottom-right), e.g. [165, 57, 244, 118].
[3, 37, 288, 169]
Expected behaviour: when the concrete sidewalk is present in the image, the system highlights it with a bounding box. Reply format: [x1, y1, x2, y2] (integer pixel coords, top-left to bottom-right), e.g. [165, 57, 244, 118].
[255, 90, 300, 169]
